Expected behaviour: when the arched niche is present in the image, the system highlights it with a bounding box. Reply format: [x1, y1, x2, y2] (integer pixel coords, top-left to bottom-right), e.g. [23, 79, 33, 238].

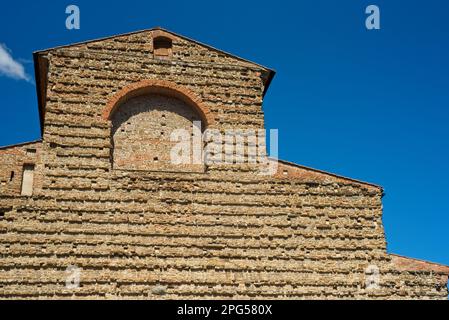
[105, 81, 213, 173]
[110, 93, 205, 172]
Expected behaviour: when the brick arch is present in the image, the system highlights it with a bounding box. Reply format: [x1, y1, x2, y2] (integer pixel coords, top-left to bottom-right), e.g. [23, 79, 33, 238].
[102, 79, 215, 127]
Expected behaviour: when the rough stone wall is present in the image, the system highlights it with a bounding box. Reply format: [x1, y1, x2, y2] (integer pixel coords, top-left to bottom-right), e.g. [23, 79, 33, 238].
[112, 94, 203, 172]
[0, 142, 43, 197]
[0, 29, 447, 299]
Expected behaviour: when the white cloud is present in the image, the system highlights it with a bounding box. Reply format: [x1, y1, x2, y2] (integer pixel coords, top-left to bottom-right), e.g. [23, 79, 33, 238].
[0, 43, 32, 83]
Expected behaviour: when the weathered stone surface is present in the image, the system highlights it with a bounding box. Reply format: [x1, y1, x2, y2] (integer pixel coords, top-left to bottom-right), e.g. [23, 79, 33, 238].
[0, 27, 447, 300]
[111, 94, 203, 172]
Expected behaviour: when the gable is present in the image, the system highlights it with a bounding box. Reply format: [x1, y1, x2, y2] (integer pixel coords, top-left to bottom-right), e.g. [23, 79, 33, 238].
[34, 28, 274, 73]
[33, 27, 275, 136]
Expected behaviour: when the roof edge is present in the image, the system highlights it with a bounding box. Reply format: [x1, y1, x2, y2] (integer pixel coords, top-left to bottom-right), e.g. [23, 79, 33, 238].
[33, 27, 274, 72]
[33, 52, 44, 137]
[263, 69, 276, 97]
[0, 139, 42, 151]
[271, 157, 383, 190]
[34, 27, 160, 54]
[390, 253, 449, 275]
[33, 27, 276, 99]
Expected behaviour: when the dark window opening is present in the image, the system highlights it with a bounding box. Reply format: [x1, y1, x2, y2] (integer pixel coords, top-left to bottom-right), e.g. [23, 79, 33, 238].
[9, 171, 14, 182]
[153, 37, 173, 58]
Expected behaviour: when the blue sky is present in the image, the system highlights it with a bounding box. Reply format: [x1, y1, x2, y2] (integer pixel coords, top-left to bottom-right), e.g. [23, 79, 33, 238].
[1, 0, 448, 267]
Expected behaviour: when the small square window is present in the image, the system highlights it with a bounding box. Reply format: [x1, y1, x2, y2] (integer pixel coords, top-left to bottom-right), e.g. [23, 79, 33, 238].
[153, 37, 173, 58]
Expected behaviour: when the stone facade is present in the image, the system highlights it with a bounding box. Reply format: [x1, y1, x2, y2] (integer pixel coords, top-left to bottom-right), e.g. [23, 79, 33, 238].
[0, 28, 448, 299]
[111, 94, 203, 172]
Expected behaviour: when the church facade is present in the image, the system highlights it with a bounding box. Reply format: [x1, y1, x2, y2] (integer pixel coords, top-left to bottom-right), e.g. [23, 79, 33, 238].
[0, 28, 448, 299]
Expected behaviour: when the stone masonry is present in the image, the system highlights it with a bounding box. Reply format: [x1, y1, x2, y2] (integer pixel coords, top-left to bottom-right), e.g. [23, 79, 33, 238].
[0, 27, 448, 299]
